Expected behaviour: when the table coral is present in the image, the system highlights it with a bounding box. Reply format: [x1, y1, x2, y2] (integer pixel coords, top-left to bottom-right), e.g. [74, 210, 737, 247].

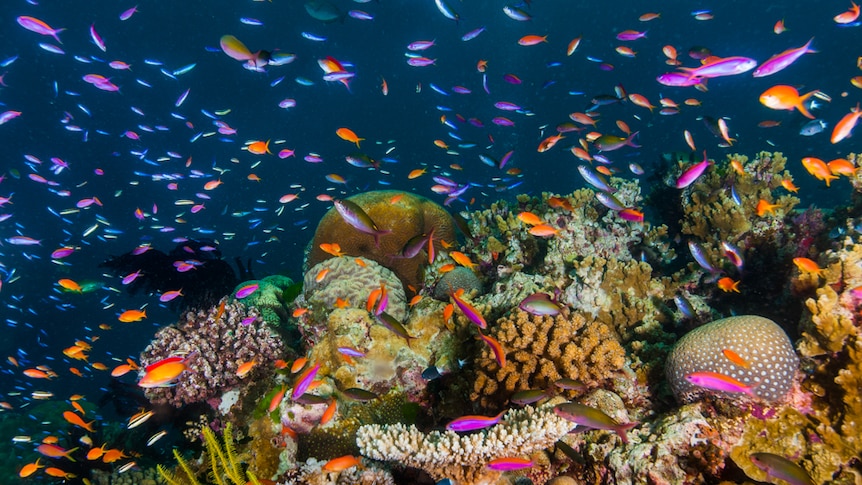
[666, 315, 798, 404]
[306, 190, 457, 295]
[471, 309, 627, 410]
[140, 298, 288, 407]
[303, 256, 407, 322]
[356, 401, 576, 485]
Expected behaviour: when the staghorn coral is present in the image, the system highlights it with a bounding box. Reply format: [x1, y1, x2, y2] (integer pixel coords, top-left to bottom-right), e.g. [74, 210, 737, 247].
[666, 315, 798, 403]
[231, 274, 294, 327]
[140, 298, 288, 408]
[306, 190, 457, 295]
[303, 256, 407, 323]
[471, 309, 627, 410]
[356, 400, 575, 485]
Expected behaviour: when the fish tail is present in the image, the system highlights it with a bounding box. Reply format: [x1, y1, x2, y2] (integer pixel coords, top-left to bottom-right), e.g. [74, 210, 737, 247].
[796, 92, 816, 119]
[614, 421, 638, 444]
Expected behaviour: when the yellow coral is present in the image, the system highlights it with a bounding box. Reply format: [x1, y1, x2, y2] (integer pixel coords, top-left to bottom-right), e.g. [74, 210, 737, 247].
[158, 423, 258, 485]
[471, 309, 627, 409]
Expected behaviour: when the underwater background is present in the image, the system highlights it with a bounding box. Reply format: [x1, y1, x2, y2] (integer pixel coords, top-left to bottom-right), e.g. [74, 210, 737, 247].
[1, 0, 861, 483]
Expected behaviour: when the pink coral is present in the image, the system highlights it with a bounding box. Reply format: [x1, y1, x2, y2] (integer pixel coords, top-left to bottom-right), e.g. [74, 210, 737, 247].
[140, 298, 288, 407]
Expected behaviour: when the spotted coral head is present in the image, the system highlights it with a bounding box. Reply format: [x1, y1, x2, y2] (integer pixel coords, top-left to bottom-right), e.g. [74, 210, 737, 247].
[307, 190, 457, 295]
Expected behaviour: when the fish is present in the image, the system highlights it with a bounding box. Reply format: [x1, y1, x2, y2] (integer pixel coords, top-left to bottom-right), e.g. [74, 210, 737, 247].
[594, 131, 640, 151]
[450, 289, 486, 328]
[118, 309, 146, 322]
[291, 363, 320, 399]
[717, 277, 740, 293]
[722, 349, 750, 368]
[831, 102, 861, 144]
[793, 257, 822, 275]
[675, 151, 710, 188]
[553, 402, 637, 443]
[834, 1, 861, 24]
[336, 128, 364, 147]
[305, 0, 342, 23]
[753, 38, 816, 77]
[333, 199, 391, 246]
[799, 119, 827, 136]
[446, 410, 506, 432]
[679, 56, 757, 78]
[138, 353, 194, 388]
[17, 16, 64, 43]
[235, 283, 259, 299]
[519, 293, 562, 316]
[486, 457, 533, 471]
[749, 452, 814, 485]
[477, 331, 506, 367]
[759, 85, 817, 119]
[434, 0, 459, 21]
[63, 410, 96, 432]
[323, 455, 361, 472]
[802, 157, 838, 186]
[684, 371, 759, 397]
[756, 199, 780, 216]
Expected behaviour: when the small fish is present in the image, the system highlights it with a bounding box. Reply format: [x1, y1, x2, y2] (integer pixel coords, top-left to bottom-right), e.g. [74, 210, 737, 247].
[486, 457, 533, 471]
[753, 38, 815, 77]
[268, 385, 287, 412]
[323, 455, 361, 472]
[685, 371, 758, 397]
[749, 452, 814, 485]
[118, 309, 146, 322]
[446, 410, 505, 432]
[341, 387, 378, 401]
[675, 151, 710, 188]
[688, 240, 718, 273]
[336, 127, 364, 147]
[450, 290, 486, 328]
[291, 363, 320, 399]
[519, 293, 562, 316]
[333, 199, 391, 246]
[235, 283, 259, 299]
[553, 402, 637, 443]
[717, 277, 740, 293]
[793, 257, 822, 275]
[722, 349, 750, 368]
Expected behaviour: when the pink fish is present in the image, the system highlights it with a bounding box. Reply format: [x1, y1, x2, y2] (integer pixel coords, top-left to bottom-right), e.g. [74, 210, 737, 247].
[159, 289, 183, 302]
[684, 371, 759, 397]
[675, 151, 711, 188]
[51, 247, 76, 259]
[656, 72, 704, 87]
[486, 457, 533, 471]
[616, 30, 647, 41]
[89, 24, 106, 52]
[6, 236, 40, 246]
[17, 16, 64, 44]
[753, 38, 815, 77]
[0, 111, 22, 125]
[122, 270, 142, 285]
[291, 363, 320, 399]
[446, 410, 505, 432]
[407, 57, 436, 67]
[235, 283, 259, 299]
[679, 56, 757, 78]
[119, 5, 139, 21]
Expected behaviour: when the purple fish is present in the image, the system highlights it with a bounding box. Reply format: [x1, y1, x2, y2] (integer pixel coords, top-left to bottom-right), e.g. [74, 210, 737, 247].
[678, 56, 757, 78]
[492, 116, 515, 127]
[333, 199, 391, 246]
[461, 26, 486, 41]
[235, 283, 259, 299]
[486, 457, 533, 471]
[446, 410, 505, 432]
[0, 111, 21, 125]
[656, 72, 704, 87]
[688, 240, 719, 273]
[616, 30, 647, 41]
[494, 101, 521, 111]
[685, 371, 758, 397]
[291, 363, 320, 400]
[17, 16, 64, 44]
[6, 236, 40, 246]
[348, 10, 374, 20]
[119, 6, 139, 21]
[675, 151, 710, 188]
[752, 38, 816, 77]
[407, 57, 435, 67]
[407, 40, 435, 51]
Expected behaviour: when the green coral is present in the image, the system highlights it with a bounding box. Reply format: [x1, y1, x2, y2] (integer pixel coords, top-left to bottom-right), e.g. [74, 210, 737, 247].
[232, 275, 294, 327]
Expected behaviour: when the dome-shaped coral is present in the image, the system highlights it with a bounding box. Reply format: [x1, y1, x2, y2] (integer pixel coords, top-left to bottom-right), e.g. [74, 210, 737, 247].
[306, 191, 457, 295]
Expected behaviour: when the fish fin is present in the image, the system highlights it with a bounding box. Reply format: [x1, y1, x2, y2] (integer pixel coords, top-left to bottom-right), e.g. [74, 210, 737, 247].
[797, 91, 817, 119]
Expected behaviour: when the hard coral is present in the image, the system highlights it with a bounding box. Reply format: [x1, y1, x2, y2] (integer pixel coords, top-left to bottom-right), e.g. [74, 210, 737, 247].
[140, 298, 288, 408]
[306, 190, 457, 295]
[666, 315, 798, 403]
[356, 401, 576, 485]
[471, 309, 627, 410]
[231, 274, 294, 327]
[303, 256, 407, 322]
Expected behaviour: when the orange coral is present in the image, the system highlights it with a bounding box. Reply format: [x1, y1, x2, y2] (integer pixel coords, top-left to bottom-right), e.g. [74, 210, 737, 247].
[307, 190, 457, 295]
[471, 309, 627, 409]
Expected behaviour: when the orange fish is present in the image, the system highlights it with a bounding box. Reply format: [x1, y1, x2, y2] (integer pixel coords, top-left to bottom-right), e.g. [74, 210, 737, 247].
[450, 251, 477, 269]
[19, 459, 43, 478]
[247, 140, 271, 155]
[529, 224, 559, 237]
[438, 263, 456, 273]
[102, 448, 127, 463]
[389, 193, 404, 204]
[759, 85, 817, 119]
[45, 467, 76, 479]
[87, 444, 107, 461]
[336, 127, 364, 147]
[215, 299, 227, 321]
[548, 196, 574, 211]
[793, 257, 822, 275]
[517, 212, 544, 226]
[138, 355, 191, 388]
[801, 157, 838, 186]
[23, 368, 53, 379]
[830, 102, 861, 144]
[247, 173, 261, 182]
[319, 243, 344, 257]
[537, 133, 564, 152]
[409, 294, 423, 306]
[518, 34, 548, 46]
[781, 179, 799, 193]
[118, 309, 146, 322]
[63, 410, 95, 432]
[334, 297, 350, 309]
[756, 199, 779, 216]
[717, 277, 740, 293]
[236, 359, 256, 378]
[290, 357, 308, 374]
[315, 268, 330, 282]
[834, 1, 861, 23]
[323, 455, 361, 472]
[567, 36, 582, 55]
[58, 278, 82, 292]
[408, 168, 426, 179]
[380, 76, 388, 96]
[828, 158, 856, 177]
[320, 399, 337, 425]
[722, 349, 750, 368]
[203, 179, 222, 190]
[292, 307, 308, 318]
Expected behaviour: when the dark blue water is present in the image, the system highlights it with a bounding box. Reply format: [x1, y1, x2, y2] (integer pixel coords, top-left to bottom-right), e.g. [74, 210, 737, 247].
[0, 0, 859, 479]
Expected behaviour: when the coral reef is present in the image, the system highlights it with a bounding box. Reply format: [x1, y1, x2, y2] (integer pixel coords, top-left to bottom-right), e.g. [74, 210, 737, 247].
[471, 309, 627, 410]
[232, 274, 295, 327]
[303, 256, 407, 323]
[279, 457, 395, 485]
[433, 266, 483, 301]
[666, 315, 798, 403]
[158, 423, 259, 485]
[140, 298, 288, 407]
[306, 190, 457, 295]
[356, 400, 575, 484]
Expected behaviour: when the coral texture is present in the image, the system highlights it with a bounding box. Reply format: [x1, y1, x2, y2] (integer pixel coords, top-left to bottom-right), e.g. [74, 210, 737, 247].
[471, 309, 627, 409]
[303, 256, 407, 322]
[306, 190, 457, 295]
[433, 266, 483, 301]
[666, 315, 798, 403]
[232, 274, 294, 326]
[356, 401, 575, 484]
[279, 458, 395, 485]
[140, 298, 287, 407]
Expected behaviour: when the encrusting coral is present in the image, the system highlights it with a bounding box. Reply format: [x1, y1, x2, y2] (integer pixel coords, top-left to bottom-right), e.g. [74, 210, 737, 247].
[306, 190, 457, 295]
[356, 400, 576, 485]
[471, 309, 627, 409]
[231, 274, 294, 327]
[140, 298, 288, 408]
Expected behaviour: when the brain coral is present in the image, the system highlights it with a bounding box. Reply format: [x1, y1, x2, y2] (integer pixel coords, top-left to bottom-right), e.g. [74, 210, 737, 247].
[471, 309, 627, 410]
[666, 315, 798, 403]
[306, 190, 457, 295]
[432, 266, 483, 300]
[303, 256, 407, 322]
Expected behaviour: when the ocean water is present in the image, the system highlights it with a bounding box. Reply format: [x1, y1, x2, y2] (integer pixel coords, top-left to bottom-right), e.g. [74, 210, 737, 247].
[0, 0, 859, 482]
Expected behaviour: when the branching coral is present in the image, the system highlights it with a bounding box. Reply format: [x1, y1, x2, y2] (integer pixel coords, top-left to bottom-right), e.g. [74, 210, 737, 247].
[356, 401, 576, 485]
[306, 190, 457, 295]
[140, 298, 288, 407]
[158, 423, 260, 485]
[471, 309, 627, 410]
